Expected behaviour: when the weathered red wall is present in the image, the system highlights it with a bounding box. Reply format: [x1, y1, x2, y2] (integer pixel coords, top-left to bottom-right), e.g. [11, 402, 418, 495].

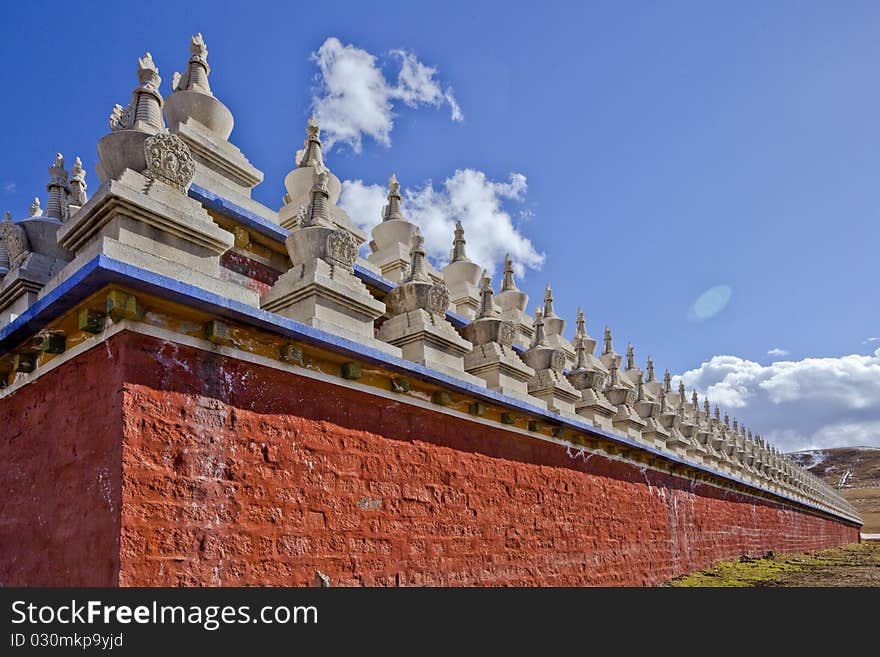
[0, 343, 124, 586]
[0, 331, 860, 586]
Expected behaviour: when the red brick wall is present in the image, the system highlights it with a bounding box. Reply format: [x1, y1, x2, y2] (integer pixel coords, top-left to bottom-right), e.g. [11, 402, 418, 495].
[0, 331, 860, 586]
[0, 341, 124, 586]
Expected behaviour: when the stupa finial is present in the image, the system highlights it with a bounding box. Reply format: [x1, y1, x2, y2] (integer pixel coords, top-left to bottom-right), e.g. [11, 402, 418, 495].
[381, 173, 404, 222]
[303, 171, 330, 227]
[603, 325, 613, 355]
[532, 306, 547, 347]
[625, 342, 635, 370]
[450, 221, 469, 262]
[297, 116, 325, 169]
[45, 153, 70, 220]
[575, 308, 585, 339]
[543, 284, 556, 318]
[68, 157, 88, 208]
[646, 356, 655, 382]
[29, 197, 42, 217]
[608, 362, 620, 387]
[663, 369, 672, 393]
[109, 52, 163, 131]
[173, 32, 211, 93]
[406, 230, 430, 283]
[501, 254, 517, 291]
[477, 270, 496, 319]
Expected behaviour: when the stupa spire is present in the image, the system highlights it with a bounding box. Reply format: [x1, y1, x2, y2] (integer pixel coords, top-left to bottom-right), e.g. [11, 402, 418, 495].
[678, 381, 686, 405]
[477, 271, 496, 319]
[406, 230, 430, 283]
[532, 306, 547, 347]
[68, 157, 87, 208]
[109, 53, 163, 131]
[664, 369, 672, 393]
[608, 363, 620, 387]
[304, 171, 331, 227]
[297, 116, 325, 169]
[450, 221, 469, 262]
[45, 153, 70, 220]
[29, 198, 42, 217]
[501, 253, 517, 291]
[382, 174, 404, 222]
[172, 33, 211, 94]
[574, 333, 588, 370]
[636, 371, 645, 401]
[543, 284, 556, 318]
[646, 356, 655, 382]
[603, 325, 613, 355]
[626, 343, 635, 370]
[575, 308, 586, 339]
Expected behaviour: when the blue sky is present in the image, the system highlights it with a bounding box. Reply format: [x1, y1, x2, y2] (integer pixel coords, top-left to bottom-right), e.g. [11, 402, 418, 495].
[2, 1, 878, 449]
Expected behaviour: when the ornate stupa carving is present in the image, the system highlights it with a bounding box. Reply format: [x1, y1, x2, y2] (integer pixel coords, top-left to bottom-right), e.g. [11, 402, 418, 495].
[632, 372, 669, 448]
[565, 309, 615, 429]
[461, 272, 539, 404]
[377, 231, 481, 382]
[263, 171, 398, 355]
[164, 33, 267, 208]
[0, 155, 75, 324]
[540, 285, 575, 368]
[601, 363, 646, 439]
[58, 93, 256, 306]
[492, 254, 534, 349]
[366, 174, 441, 284]
[97, 53, 164, 184]
[279, 118, 366, 246]
[440, 222, 482, 319]
[520, 307, 579, 415]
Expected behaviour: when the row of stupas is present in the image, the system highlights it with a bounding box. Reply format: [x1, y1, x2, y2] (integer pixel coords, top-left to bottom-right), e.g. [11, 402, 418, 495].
[0, 34, 848, 514]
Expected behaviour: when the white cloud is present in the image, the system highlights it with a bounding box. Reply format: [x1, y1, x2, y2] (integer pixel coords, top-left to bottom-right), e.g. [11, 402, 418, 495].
[310, 37, 462, 152]
[865, 337, 880, 344]
[767, 347, 789, 357]
[2, 182, 15, 194]
[672, 348, 880, 452]
[339, 169, 544, 277]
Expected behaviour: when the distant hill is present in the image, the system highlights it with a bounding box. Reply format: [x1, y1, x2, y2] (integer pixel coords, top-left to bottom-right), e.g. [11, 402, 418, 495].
[788, 446, 880, 535]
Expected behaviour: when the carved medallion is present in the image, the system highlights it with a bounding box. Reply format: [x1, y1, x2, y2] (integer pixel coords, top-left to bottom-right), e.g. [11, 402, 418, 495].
[498, 320, 516, 347]
[143, 131, 196, 192]
[427, 282, 451, 316]
[325, 229, 357, 273]
[0, 212, 30, 272]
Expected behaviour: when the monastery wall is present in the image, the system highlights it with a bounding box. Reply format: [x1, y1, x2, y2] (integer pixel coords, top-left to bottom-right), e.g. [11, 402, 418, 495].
[0, 33, 861, 587]
[0, 331, 859, 586]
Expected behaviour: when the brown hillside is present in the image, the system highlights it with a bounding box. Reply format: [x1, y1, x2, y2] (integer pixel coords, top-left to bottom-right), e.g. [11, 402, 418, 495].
[788, 447, 880, 535]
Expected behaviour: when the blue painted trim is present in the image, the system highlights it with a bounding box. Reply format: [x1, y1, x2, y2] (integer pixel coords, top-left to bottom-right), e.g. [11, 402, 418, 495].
[188, 184, 289, 243]
[353, 264, 394, 293]
[0, 255, 858, 526]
